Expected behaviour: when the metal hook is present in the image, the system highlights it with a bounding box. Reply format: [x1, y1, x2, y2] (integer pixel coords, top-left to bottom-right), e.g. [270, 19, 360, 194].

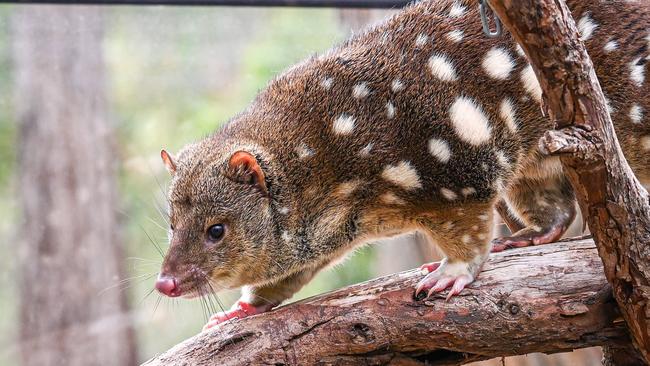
[479, 0, 502, 38]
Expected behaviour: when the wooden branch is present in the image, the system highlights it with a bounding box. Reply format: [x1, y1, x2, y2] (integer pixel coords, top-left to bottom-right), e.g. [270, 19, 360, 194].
[143, 239, 630, 365]
[488, 0, 650, 363]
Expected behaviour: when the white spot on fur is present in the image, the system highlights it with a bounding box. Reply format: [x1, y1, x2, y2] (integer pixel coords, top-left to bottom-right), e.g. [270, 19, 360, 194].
[461, 187, 476, 197]
[477, 233, 487, 240]
[478, 213, 489, 221]
[335, 180, 362, 198]
[320, 77, 333, 89]
[381, 161, 423, 191]
[521, 64, 542, 102]
[449, 1, 466, 17]
[359, 143, 373, 156]
[295, 143, 315, 159]
[445, 30, 464, 43]
[515, 44, 525, 57]
[281, 231, 292, 243]
[415, 33, 428, 47]
[443, 221, 454, 230]
[279, 207, 290, 215]
[353, 82, 370, 99]
[461, 234, 471, 244]
[428, 53, 458, 82]
[440, 188, 458, 201]
[482, 47, 515, 80]
[380, 192, 406, 205]
[496, 150, 511, 169]
[499, 98, 518, 133]
[641, 136, 650, 150]
[630, 104, 643, 124]
[333, 114, 356, 135]
[449, 96, 493, 145]
[494, 178, 505, 192]
[603, 40, 618, 53]
[428, 138, 451, 164]
[577, 13, 598, 41]
[641, 136, 650, 151]
[630, 58, 645, 87]
[391, 79, 404, 92]
[386, 102, 396, 119]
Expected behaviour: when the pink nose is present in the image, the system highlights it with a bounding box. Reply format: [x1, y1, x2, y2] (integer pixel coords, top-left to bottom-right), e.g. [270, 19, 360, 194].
[155, 275, 181, 297]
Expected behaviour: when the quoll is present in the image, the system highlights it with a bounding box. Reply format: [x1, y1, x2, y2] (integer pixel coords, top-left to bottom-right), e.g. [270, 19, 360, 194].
[154, 0, 650, 329]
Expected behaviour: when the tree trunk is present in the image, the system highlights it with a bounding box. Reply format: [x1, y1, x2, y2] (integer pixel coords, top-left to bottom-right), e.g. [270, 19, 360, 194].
[487, 1, 650, 363]
[13, 6, 137, 366]
[143, 239, 631, 365]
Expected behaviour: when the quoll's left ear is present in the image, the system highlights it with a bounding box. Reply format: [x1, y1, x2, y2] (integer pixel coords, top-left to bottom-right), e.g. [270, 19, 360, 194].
[161, 149, 177, 175]
[228, 151, 269, 197]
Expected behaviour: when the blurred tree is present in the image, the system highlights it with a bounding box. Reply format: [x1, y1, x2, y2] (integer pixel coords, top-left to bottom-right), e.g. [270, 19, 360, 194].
[12, 6, 137, 366]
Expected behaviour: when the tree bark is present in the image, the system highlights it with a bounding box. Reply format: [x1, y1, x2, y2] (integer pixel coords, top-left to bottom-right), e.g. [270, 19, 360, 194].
[143, 239, 631, 365]
[487, 0, 650, 363]
[13, 6, 137, 366]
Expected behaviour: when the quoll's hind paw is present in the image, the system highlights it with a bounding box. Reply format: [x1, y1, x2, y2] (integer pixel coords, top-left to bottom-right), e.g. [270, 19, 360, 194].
[202, 301, 270, 331]
[415, 260, 474, 301]
[491, 225, 565, 252]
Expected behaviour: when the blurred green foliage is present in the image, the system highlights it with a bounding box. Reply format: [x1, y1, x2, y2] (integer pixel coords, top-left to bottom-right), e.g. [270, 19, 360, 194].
[0, 6, 378, 363]
[110, 8, 381, 360]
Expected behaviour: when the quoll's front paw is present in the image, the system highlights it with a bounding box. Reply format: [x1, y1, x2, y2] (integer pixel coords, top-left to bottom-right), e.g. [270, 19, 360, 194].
[415, 259, 474, 301]
[202, 301, 273, 331]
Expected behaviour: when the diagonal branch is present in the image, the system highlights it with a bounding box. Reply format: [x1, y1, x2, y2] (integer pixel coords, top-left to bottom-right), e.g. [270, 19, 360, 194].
[143, 239, 631, 366]
[488, 0, 650, 363]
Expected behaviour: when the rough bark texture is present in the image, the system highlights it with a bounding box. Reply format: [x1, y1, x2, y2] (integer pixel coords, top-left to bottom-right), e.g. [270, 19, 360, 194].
[488, 0, 650, 363]
[13, 7, 138, 366]
[143, 239, 630, 365]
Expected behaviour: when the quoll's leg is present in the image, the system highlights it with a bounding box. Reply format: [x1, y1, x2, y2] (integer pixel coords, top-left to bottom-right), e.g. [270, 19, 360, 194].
[492, 173, 576, 252]
[415, 205, 494, 300]
[203, 268, 317, 331]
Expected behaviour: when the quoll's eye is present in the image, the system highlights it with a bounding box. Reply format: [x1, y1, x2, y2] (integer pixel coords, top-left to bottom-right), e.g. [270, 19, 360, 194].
[207, 224, 225, 241]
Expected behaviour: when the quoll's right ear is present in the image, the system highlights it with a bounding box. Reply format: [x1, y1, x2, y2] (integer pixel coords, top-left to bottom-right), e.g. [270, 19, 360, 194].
[161, 149, 177, 175]
[227, 151, 269, 197]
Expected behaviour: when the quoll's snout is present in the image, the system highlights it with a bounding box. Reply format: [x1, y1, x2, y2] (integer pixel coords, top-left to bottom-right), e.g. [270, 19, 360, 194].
[155, 274, 181, 297]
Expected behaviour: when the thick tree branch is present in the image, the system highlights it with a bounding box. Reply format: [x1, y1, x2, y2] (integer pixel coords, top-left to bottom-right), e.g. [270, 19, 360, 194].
[143, 239, 630, 365]
[488, 0, 650, 363]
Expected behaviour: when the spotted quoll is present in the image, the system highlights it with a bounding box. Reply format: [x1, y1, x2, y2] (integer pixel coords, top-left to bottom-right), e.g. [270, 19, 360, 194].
[154, 0, 650, 329]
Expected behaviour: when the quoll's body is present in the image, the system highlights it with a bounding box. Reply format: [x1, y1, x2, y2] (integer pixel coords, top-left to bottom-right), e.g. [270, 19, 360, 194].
[156, 0, 650, 327]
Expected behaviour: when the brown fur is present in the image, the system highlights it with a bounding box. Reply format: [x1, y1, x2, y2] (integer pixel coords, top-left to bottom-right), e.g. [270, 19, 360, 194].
[158, 0, 650, 309]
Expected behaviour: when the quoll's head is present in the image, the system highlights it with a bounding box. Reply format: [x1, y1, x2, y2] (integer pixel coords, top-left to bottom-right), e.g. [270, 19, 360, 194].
[154, 142, 277, 298]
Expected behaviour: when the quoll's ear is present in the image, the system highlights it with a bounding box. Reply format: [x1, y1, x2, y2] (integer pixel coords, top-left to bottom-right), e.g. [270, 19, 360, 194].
[160, 149, 177, 175]
[228, 151, 269, 197]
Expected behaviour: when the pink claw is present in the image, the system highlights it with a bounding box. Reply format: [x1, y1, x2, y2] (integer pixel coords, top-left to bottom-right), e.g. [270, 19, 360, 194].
[427, 277, 455, 296]
[445, 275, 472, 301]
[416, 264, 474, 300]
